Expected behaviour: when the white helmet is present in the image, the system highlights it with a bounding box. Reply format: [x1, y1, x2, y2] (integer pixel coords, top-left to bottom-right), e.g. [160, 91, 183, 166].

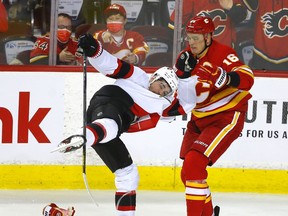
[149, 67, 179, 95]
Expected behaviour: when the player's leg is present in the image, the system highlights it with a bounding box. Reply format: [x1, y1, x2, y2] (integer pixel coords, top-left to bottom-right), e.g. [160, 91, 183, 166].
[92, 138, 138, 216]
[181, 150, 210, 216]
[56, 100, 134, 153]
[183, 111, 245, 216]
[55, 85, 135, 153]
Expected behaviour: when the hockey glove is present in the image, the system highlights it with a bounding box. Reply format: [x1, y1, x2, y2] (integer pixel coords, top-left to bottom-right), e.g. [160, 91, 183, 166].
[195, 61, 229, 89]
[42, 203, 75, 216]
[78, 33, 103, 57]
[174, 50, 197, 79]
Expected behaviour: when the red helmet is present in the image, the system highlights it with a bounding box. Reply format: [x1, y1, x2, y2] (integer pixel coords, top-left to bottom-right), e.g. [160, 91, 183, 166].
[186, 16, 215, 34]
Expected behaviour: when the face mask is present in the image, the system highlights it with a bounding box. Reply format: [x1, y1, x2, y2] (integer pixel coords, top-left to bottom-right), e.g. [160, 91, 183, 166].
[107, 21, 124, 33]
[57, 29, 71, 43]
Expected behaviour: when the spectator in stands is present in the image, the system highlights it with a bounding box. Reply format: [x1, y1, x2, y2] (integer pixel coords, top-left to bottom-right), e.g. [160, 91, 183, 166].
[168, 0, 254, 48]
[93, 3, 149, 66]
[0, 0, 8, 32]
[30, 13, 81, 65]
[3, 0, 31, 23]
[249, 0, 288, 70]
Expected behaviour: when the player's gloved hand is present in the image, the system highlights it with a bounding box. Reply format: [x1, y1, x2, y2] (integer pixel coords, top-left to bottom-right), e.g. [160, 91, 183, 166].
[195, 61, 229, 89]
[173, 50, 197, 79]
[78, 33, 102, 57]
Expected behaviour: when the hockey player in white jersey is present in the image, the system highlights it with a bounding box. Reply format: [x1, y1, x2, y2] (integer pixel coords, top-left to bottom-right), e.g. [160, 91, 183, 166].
[50, 33, 197, 216]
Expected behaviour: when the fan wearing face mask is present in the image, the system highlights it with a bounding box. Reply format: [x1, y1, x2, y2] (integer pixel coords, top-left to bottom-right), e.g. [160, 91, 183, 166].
[30, 13, 82, 65]
[94, 3, 149, 66]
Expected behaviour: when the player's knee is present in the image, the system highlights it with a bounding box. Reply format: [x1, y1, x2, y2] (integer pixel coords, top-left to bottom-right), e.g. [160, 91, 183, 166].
[182, 150, 209, 181]
[94, 118, 118, 143]
[115, 164, 139, 191]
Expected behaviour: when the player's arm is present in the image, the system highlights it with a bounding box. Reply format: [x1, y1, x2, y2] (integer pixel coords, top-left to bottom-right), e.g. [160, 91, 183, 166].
[78, 33, 149, 86]
[78, 33, 133, 77]
[196, 52, 254, 91]
[220, 49, 254, 90]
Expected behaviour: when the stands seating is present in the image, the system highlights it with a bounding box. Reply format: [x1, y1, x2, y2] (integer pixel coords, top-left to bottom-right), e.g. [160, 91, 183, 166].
[159, 0, 175, 27]
[0, 35, 36, 64]
[130, 25, 173, 65]
[145, 52, 173, 67]
[0, 21, 33, 39]
[235, 27, 254, 65]
[75, 23, 107, 39]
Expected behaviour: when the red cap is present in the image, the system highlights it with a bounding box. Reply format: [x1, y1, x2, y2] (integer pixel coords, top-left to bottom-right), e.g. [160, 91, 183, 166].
[104, 4, 126, 18]
[186, 16, 215, 34]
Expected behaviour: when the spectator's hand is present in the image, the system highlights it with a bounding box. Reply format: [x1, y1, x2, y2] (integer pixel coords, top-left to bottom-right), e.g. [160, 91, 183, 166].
[173, 50, 197, 79]
[122, 53, 138, 64]
[102, 31, 113, 43]
[195, 61, 228, 89]
[219, 0, 233, 10]
[59, 47, 76, 63]
[78, 33, 102, 57]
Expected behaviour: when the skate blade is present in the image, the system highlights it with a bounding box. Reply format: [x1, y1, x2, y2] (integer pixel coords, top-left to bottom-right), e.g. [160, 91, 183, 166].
[50, 134, 86, 153]
[50, 140, 83, 153]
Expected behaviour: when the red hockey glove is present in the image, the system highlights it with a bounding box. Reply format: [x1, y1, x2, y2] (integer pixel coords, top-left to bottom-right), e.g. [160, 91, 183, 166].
[174, 50, 197, 79]
[78, 33, 103, 57]
[42, 203, 75, 216]
[195, 61, 229, 89]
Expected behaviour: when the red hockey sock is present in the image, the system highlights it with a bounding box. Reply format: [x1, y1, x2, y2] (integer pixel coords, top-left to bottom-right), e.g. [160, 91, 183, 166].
[115, 190, 136, 216]
[185, 181, 208, 216]
[202, 193, 213, 216]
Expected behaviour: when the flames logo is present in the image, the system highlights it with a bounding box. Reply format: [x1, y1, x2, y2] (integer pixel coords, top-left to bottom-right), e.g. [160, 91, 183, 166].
[261, 9, 288, 38]
[197, 10, 227, 36]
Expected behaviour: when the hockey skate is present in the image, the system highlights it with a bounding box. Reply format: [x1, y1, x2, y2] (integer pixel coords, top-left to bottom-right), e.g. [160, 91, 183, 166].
[42, 203, 75, 216]
[214, 205, 220, 216]
[51, 135, 86, 153]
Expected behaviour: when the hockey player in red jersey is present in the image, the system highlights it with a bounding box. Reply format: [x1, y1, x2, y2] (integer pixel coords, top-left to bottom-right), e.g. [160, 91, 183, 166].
[53, 33, 196, 216]
[93, 3, 149, 66]
[249, 0, 288, 70]
[30, 13, 81, 65]
[173, 16, 254, 216]
[168, 0, 252, 47]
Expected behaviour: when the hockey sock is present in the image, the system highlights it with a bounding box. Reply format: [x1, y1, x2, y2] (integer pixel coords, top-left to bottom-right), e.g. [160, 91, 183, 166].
[185, 181, 208, 216]
[115, 190, 136, 216]
[182, 150, 210, 216]
[202, 192, 213, 216]
[86, 122, 105, 145]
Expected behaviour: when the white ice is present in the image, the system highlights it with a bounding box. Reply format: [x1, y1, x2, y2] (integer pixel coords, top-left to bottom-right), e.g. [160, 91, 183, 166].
[0, 190, 287, 216]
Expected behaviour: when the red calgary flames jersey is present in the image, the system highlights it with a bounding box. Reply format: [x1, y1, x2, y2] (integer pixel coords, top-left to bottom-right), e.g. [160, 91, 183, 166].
[181, 40, 254, 119]
[253, 1, 288, 63]
[29, 35, 80, 64]
[94, 30, 149, 65]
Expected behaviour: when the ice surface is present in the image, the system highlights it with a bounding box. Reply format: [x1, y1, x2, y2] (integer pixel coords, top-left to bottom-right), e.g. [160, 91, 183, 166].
[0, 190, 287, 216]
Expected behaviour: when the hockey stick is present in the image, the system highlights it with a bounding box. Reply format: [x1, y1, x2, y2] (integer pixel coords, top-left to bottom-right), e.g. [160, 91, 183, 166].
[82, 53, 99, 207]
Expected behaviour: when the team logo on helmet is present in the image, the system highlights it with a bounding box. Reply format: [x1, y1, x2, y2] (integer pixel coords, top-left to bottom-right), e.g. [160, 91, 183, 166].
[197, 10, 227, 37]
[261, 9, 288, 39]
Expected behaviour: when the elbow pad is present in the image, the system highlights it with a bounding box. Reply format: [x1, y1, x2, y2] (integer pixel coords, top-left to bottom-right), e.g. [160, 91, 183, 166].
[227, 72, 240, 87]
